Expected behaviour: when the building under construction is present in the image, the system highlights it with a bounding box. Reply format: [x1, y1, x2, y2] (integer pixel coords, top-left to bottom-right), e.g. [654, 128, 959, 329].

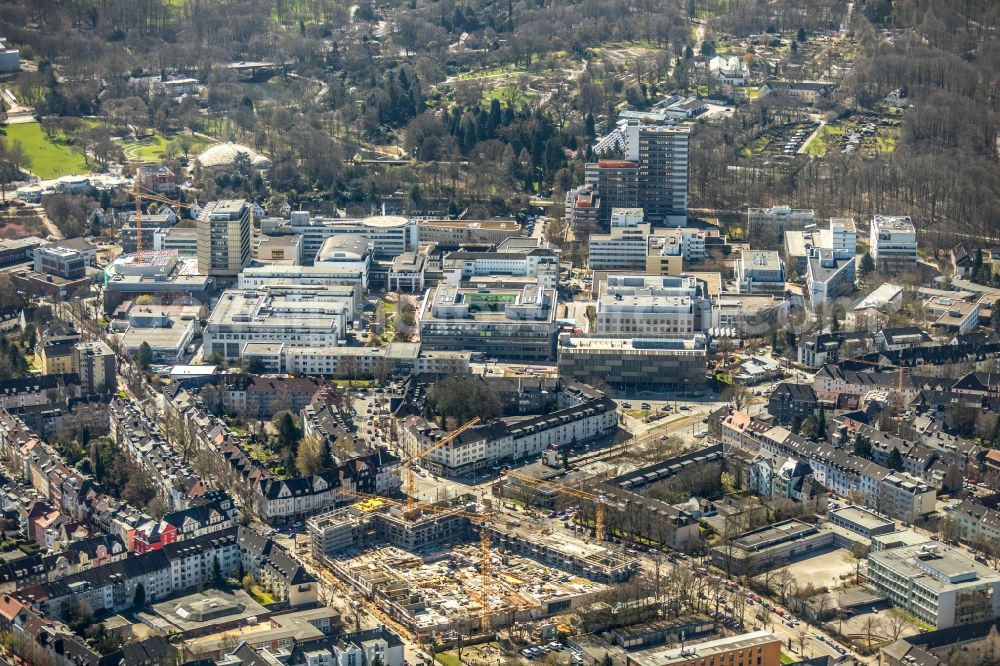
[307, 497, 639, 636]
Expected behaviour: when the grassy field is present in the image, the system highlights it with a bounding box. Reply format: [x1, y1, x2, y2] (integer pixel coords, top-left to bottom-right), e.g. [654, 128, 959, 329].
[249, 584, 276, 605]
[1, 122, 90, 179]
[483, 85, 536, 109]
[434, 654, 461, 666]
[122, 132, 172, 162]
[803, 125, 843, 157]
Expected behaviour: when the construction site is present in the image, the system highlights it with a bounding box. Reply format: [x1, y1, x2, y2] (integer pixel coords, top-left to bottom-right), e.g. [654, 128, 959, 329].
[308, 496, 639, 637]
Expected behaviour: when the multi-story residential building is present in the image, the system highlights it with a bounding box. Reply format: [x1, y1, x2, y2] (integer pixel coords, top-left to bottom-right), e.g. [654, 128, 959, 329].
[133, 493, 236, 554]
[588, 222, 651, 270]
[72, 341, 116, 395]
[441, 238, 560, 290]
[565, 184, 601, 227]
[766, 383, 817, 425]
[417, 284, 558, 361]
[736, 250, 786, 295]
[135, 165, 177, 194]
[203, 286, 353, 361]
[557, 337, 706, 389]
[806, 248, 856, 309]
[879, 472, 937, 523]
[585, 122, 690, 225]
[32, 246, 86, 279]
[197, 199, 251, 277]
[797, 331, 872, 368]
[594, 274, 712, 336]
[747, 205, 814, 239]
[402, 383, 617, 476]
[870, 215, 918, 274]
[868, 544, 1000, 629]
[219, 375, 324, 419]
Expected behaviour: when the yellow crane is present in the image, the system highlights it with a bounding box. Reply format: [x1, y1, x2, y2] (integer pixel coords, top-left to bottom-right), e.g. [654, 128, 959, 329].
[403, 417, 480, 510]
[337, 487, 495, 632]
[501, 469, 608, 542]
[124, 185, 197, 262]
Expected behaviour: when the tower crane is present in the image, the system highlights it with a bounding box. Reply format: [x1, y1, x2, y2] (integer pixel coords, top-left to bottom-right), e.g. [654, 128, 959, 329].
[402, 417, 480, 510]
[124, 185, 198, 263]
[500, 469, 608, 542]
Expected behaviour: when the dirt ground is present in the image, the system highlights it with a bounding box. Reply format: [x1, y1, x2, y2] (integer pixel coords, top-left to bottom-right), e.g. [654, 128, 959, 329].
[784, 548, 857, 591]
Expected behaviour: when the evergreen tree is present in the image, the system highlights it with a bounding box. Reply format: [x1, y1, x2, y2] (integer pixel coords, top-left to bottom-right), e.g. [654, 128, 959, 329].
[136, 341, 153, 370]
[853, 433, 872, 459]
[817, 409, 827, 439]
[797, 27, 807, 42]
[859, 253, 876, 279]
[133, 582, 146, 610]
[211, 554, 223, 587]
[887, 447, 904, 471]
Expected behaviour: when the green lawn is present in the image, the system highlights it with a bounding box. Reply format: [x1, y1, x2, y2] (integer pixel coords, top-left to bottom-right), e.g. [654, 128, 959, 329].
[434, 653, 461, 666]
[780, 655, 794, 665]
[249, 584, 276, 605]
[1, 122, 90, 179]
[483, 86, 536, 109]
[122, 132, 172, 162]
[803, 125, 843, 157]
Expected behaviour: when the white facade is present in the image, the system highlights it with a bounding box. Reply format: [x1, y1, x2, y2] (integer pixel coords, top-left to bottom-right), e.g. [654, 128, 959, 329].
[870, 215, 918, 273]
[747, 206, 814, 236]
[736, 250, 786, 295]
[203, 287, 351, 361]
[277, 211, 418, 261]
[610, 207, 644, 227]
[595, 274, 711, 336]
[588, 223, 651, 270]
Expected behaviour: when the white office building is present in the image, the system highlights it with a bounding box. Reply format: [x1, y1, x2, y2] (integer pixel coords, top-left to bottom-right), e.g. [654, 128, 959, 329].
[595, 274, 711, 336]
[870, 215, 918, 274]
[736, 250, 786, 296]
[441, 238, 560, 290]
[806, 248, 856, 310]
[266, 211, 418, 261]
[868, 544, 1000, 629]
[588, 223, 651, 271]
[203, 286, 352, 361]
[747, 206, 814, 237]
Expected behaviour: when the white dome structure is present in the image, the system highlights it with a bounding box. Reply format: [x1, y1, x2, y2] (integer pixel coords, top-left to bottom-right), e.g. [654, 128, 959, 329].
[195, 142, 271, 169]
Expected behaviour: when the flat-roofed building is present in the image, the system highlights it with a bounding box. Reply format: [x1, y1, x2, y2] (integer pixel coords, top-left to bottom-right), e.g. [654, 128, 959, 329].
[197, 199, 251, 277]
[417, 284, 558, 360]
[625, 630, 781, 666]
[828, 505, 896, 540]
[255, 233, 302, 265]
[203, 286, 352, 361]
[868, 544, 1000, 629]
[266, 211, 418, 261]
[588, 222, 651, 271]
[33, 245, 85, 279]
[237, 264, 368, 291]
[870, 215, 917, 274]
[441, 238, 560, 290]
[736, 250, 786, 296]
[807, 248, 856, 310]
[747, 205, 814, 240]
[879, 472, 937, 523]
[595, 274, 712, 336]
[153, 227, 198, 257]
[417, 219, 522, 248]
[557, 337, 706, 389]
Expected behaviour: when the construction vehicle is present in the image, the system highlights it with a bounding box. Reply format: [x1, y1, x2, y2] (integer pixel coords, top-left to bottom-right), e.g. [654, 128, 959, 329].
[500, 469, 608, 542]
[402, 417, 480, 510]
